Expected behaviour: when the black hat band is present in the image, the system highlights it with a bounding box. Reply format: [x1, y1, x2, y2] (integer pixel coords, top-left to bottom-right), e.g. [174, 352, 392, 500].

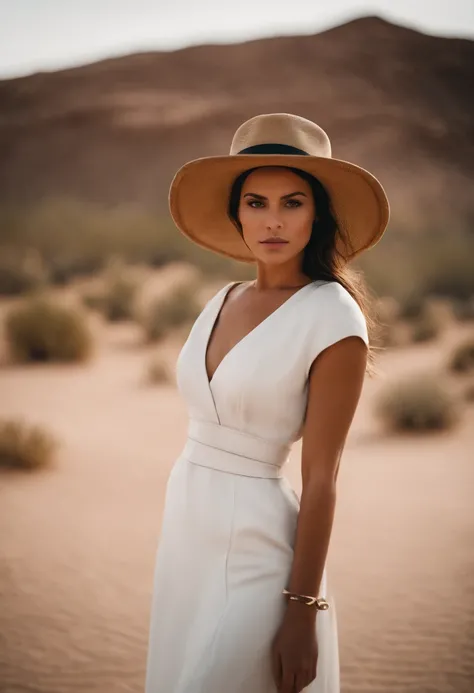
[238, 143, 309, 156]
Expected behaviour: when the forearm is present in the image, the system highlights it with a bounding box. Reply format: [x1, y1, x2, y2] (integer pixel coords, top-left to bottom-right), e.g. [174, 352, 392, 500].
[284, 475, 337, 621]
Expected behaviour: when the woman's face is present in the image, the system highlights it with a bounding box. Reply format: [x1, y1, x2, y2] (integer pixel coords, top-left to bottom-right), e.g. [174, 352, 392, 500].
[238, 167, 315, 265]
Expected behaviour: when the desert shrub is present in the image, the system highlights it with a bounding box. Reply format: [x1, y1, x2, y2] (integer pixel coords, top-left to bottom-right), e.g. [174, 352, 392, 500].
[452, 296, 474, 322]
[80, 258, 143, 322]
[101, 275, 140, 322]
[81, 290, 106, 312]
[396, 298, 445, 344]
[410, 309, 443, 343]
[375, 373, 461, 433]
[145, 354, 173, 385]
[0, 246, 49, 296]
[447, 337, 474, 374]
[398, 295, 425, 321]
[0, 418, 58, 471]
[140, 282, 202, 342]
[5, 296, 93, 363]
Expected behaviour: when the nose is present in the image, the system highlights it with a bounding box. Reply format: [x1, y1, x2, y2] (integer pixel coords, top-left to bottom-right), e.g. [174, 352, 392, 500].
[265, 212, 283, 231]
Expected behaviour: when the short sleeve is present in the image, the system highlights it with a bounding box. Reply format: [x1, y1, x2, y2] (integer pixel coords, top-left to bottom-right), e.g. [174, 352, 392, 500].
[305, 281, 369, 374]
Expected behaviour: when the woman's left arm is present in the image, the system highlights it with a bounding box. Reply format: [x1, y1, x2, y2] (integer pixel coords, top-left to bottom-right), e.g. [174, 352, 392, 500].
[286, 334, 368, 617]
[271, 334, 368, 692]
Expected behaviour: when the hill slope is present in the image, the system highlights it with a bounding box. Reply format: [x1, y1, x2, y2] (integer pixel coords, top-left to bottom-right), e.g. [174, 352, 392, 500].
[0, 16, 473, 232]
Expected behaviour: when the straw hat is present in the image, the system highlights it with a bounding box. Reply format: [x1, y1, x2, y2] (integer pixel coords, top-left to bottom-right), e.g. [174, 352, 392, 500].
[168, 113, 390, 264]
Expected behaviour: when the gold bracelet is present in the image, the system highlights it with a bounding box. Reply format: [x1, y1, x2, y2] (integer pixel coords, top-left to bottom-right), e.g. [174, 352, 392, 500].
[282, 588, 330, 610]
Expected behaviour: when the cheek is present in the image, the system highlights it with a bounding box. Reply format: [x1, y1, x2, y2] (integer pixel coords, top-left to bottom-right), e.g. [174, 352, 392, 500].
[290, 209, 314, 237]
[238, 207, 260, 234]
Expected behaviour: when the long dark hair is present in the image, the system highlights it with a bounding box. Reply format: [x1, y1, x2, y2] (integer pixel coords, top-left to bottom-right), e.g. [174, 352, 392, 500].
[227, 165, 380, 374]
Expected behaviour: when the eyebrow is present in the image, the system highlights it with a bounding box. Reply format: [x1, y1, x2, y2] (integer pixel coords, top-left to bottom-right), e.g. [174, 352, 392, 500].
[243, 191, 308, 200]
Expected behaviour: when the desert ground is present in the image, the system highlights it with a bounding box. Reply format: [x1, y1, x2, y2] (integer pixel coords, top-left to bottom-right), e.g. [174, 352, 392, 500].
[0, 269, 473, 693]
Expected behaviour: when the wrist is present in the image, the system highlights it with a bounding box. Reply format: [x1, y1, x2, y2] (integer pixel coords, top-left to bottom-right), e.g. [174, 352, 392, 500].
[284, 598, 318, 624]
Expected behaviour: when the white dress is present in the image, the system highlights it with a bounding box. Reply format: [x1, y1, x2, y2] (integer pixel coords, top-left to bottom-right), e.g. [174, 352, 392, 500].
[145, 279, 369, 693]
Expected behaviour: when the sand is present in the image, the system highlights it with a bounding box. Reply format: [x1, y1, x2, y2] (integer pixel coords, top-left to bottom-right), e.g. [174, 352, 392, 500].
[0, 282, 473, 693]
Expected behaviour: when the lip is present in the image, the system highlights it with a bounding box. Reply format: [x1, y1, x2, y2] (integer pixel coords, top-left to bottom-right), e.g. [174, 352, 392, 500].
[260, 239, 289, 244]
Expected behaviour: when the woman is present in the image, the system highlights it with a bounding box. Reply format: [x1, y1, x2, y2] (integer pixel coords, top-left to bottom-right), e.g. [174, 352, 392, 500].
[144, 113, 390, 693]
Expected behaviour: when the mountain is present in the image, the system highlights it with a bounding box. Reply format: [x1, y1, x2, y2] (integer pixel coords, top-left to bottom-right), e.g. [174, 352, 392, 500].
[0, 16, 473, 233]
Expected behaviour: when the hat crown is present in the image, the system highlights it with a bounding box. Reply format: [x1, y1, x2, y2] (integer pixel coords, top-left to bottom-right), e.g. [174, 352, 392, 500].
[230, 113, 332, 158]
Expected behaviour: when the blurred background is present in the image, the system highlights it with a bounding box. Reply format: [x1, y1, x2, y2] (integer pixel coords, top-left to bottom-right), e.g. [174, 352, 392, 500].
[0, 1, 473, 692]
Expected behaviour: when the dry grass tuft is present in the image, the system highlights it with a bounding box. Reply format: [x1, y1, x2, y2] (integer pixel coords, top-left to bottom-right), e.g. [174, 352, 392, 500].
[139, 280, 202, 343]
[447, 336, 474, 375]
[0, 419, 59, 471]
[145, 354, 174, 385]
[375, 373, 461, 433]
[80, 257, 143, 322]
[5, 295, 93, 363]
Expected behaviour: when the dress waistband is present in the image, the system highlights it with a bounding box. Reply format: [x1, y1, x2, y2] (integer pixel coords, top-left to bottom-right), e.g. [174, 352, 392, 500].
[180, 419, 291, 478]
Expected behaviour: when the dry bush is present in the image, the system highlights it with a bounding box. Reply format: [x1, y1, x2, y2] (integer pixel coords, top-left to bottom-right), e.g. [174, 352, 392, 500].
[81, 289, 106, 312]
[398, 298, 447, 344]
[145, 354, 173, 385]
[375, 373, 461, 433]
[410, 309, 443, 343]
[398, 294, 425, 321]
[102, 276, 140, 321]
[80, 258, 143, 322]
[452, 296, 474, 322]
[5, 295, 93, 363]
[447, 336, 474, 374]
[0, 419, 59, 471]
[0, 246, 49, 296]
[140, 280, 202, 343]
[372, 295, 447, 348]
[98, 258, 143, 322]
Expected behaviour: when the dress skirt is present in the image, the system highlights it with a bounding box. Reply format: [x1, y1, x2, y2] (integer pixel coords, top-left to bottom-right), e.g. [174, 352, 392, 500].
[144, 419, 340, 692]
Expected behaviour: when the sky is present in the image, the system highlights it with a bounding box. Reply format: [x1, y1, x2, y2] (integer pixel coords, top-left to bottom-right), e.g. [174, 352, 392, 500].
[1, 0, 473, 79]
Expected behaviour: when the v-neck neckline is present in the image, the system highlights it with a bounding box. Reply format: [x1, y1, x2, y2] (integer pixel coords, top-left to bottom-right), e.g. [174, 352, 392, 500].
[204, 279, 316, 388]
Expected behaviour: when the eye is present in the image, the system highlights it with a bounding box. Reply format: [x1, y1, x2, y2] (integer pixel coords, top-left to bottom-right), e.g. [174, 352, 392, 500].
[246, 199, 303, 208]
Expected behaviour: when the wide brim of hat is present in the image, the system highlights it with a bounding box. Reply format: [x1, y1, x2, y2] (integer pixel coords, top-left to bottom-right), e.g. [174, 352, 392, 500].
[168, 154, 390, 264]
